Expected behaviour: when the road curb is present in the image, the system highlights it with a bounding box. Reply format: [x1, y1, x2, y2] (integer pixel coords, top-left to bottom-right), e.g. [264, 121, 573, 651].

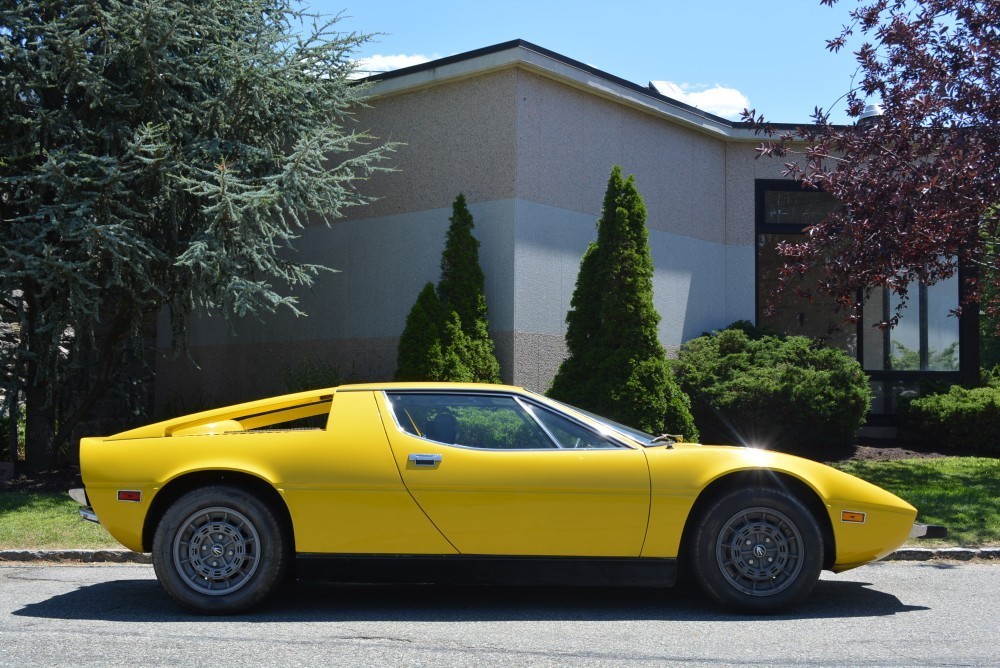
[0, 549, 152, 564]
[1, 547, 998, 564]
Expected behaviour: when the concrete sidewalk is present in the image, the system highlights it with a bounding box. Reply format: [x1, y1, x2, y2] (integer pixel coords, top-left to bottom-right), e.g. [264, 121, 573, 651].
[1, 547, 999, 564]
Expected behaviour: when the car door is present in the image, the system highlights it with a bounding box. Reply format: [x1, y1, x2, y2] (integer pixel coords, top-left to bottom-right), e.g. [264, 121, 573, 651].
[377, 391, 651, 557]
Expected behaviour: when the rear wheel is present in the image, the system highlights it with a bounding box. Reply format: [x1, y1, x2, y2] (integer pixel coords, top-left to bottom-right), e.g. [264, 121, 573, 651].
[691, 487, 823, 613]
[152, 484, 289, 614]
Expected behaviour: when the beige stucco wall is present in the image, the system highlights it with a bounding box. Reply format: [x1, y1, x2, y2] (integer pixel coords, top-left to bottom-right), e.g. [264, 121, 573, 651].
[513, 71, 728, 242]
[345, 69, 519, 220]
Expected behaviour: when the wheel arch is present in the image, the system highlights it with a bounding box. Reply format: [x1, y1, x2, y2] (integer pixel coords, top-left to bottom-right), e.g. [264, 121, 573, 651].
[678, 469, 836, 573]
[142, 470, 294, 553]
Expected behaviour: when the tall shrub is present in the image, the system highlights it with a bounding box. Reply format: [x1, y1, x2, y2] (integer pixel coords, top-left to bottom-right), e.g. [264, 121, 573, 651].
[395, 283, 446, 381]
[395, 195, 500, 383]
[437, 194, 501, 384]
[549, 166, 697, 439]
[673, 325, 870, 453]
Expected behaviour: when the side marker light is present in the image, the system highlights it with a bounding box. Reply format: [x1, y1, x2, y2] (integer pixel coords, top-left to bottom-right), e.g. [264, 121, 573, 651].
[841, 510, 867, 523]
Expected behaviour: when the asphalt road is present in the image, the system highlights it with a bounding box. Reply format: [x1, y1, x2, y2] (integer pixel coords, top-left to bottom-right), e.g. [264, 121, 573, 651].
[0, 561, 996, 667]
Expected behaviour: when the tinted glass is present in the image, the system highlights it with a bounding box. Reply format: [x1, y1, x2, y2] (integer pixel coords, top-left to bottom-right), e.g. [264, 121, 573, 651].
[386, 393, 555, 449]
[524, 404, 623, 449]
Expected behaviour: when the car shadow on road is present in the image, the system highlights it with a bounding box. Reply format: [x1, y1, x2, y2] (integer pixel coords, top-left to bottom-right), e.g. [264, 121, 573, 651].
[13, 576, 928, 623]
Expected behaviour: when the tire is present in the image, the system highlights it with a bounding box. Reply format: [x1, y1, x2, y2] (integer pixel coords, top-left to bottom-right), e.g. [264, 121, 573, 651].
[690, 487, 823, 614]
[152, 484, 289, 614]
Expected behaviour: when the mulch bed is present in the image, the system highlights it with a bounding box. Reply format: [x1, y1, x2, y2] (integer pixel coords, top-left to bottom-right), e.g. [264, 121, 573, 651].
[1, 466, 84, 494]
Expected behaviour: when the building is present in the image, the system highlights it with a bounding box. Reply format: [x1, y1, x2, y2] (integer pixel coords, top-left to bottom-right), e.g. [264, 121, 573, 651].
[155, 40, 976, 426]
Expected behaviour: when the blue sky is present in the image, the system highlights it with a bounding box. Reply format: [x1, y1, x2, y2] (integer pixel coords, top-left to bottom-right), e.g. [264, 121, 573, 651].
[307, 0, 868, 124]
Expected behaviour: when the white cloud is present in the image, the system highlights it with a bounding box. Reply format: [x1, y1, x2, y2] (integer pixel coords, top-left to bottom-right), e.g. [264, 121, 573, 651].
[350, 53, 436, 79]
[649, 81, 750, 120]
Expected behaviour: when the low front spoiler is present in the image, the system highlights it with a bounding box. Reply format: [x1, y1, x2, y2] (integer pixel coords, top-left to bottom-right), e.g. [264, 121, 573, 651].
[910, 523, 948, 539]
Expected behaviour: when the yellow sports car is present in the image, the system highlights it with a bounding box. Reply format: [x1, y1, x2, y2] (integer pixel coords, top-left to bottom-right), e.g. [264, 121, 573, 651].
[71, 382, 937, 615]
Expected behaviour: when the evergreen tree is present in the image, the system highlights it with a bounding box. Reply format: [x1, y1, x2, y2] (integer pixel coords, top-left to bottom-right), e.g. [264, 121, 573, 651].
[395, 194, 501, 383]
[0, 0, 396, 468]
[549, 166, 697, 439]
[439, 195, 488, 332]
[437, 195, 501, 383]
[438, 311, 476, 383]
[395, 283, 446, 381]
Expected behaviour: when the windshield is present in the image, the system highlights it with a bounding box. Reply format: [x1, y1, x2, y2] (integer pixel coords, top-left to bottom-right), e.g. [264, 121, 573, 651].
[527, 392, 657, 445]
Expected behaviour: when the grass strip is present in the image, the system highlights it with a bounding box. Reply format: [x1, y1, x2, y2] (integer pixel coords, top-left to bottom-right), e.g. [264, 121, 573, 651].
[832, 457, 1000, 547]
[0, 491, 119, 549]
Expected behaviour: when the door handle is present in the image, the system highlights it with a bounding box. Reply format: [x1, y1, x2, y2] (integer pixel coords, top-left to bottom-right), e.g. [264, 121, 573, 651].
[408, 453, 442, 467]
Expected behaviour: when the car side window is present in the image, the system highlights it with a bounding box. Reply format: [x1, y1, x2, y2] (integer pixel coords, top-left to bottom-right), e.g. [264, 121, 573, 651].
[523, 403, 625, 449]
[386, 393, 556, 450]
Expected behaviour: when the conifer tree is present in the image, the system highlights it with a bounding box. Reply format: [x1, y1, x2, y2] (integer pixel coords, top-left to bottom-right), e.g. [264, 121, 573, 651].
[438, 312, 476, 383]
[438, 195, 488, 333]
[549, 167, 697, 439]
[438, 195, 501, 383]
[395, 283, 446, 381]
[0, 0, 396, 468]
[395, 194, 500, 383]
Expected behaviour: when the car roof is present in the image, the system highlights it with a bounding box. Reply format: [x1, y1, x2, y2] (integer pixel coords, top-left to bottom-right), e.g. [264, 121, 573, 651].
[336, 382, 526, 393]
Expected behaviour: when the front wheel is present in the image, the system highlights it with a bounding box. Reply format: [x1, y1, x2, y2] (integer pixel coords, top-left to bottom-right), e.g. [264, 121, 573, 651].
[690, 487, 823, 613]
[152, 485, 289, 614]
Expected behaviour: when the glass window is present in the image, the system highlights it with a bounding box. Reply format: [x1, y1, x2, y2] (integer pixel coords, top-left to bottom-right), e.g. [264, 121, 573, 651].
[522, 403, 624, 449]
[869, 380, 923, 415]
[761, 189, 841, 227]
[535, 394, 655, 444]
[756, 179, 966, 419]
[757, 232, 857, 355]
[861, 275, 960, 372]
[385, 393, 555, 450]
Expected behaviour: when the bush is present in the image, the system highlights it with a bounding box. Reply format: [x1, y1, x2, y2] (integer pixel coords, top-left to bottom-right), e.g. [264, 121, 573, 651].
[899, 385, 1000, 454]
[672, 326, 870, 453]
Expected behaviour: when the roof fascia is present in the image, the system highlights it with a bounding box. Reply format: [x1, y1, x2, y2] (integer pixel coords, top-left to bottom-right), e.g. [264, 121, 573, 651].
[359, 40, 803, 143]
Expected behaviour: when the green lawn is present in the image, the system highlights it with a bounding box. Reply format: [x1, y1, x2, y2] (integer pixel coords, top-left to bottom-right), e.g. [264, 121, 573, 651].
[832, 457, 1000, 547]
[1, 456, 998, 549]
[0, 491, 119, 549]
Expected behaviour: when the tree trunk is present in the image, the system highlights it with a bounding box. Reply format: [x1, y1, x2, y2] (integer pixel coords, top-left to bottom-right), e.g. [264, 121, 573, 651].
[7, 388, 19, 466]
[49, 306, 134, 456]
[23, 371, 56, 471]
[21, 290, 57, 471]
